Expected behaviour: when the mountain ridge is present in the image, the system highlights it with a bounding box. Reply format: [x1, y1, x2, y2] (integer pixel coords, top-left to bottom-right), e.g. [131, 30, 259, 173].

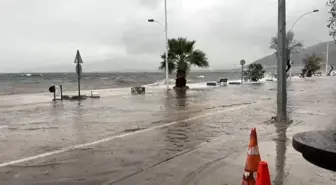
[252, 41, 336, 70]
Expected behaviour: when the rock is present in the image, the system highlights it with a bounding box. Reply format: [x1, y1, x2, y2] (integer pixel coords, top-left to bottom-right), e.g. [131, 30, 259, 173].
[131, 87, 145, 94]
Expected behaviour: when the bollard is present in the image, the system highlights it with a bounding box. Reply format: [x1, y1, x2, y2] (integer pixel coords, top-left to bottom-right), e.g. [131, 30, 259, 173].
[60, 85, 63, 100]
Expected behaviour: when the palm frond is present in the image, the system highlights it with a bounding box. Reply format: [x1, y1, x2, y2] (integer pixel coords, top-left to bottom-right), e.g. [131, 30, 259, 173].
[270, 30, 303, 57]
[188, 50, 209, 67]
[158, 37, 209, 75]
[158, 56, 176, 74]
[270, 37, 278, 50]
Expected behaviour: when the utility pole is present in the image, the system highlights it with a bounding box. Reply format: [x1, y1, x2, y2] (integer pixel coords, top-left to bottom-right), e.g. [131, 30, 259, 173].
[277, 0, 287, 122]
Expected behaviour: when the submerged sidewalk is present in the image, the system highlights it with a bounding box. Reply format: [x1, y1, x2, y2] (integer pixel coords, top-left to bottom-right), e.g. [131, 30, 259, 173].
[107, 91, 336, 185]
[0, 77, 335, 185]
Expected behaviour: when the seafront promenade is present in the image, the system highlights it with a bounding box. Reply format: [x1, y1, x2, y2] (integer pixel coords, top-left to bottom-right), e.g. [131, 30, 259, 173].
[0, 77, 335, 184]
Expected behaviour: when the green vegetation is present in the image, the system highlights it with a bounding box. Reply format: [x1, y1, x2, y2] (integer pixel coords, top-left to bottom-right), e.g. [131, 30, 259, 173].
[327, 1, 336, 41]
[270, 30, 303, 60]
[247, 63, 265, 81]
[301, 54, 322, 77]
[159, 37, 209, 88]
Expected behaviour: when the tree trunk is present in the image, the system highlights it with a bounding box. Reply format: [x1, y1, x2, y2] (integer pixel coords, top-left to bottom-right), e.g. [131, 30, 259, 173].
[175, 70, 187, 88]
[307, 70, 312, 77]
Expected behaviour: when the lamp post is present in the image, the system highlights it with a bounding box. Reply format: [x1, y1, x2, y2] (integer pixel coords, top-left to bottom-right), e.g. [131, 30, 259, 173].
[148, 0, 169, 90]
[291, 10, 319, 31]
[289, 9, 319, 77]
[277, 8, 318, 122]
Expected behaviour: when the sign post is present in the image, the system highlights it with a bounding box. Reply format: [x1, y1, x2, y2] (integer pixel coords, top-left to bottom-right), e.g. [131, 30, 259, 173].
[74, 50, 83, 97]
[240, 60, 246, 84]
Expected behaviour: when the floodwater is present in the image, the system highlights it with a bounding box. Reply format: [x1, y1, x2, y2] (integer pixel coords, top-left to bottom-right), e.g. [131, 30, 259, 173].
[0, 78, 335, 184]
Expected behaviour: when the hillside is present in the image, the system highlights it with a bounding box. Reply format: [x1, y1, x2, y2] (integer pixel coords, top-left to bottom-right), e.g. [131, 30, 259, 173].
[253, 41, 336, 71]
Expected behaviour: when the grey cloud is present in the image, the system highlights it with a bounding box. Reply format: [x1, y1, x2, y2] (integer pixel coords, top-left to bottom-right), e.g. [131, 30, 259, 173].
[139, 0, 161, 9]
[122, 24, 165, 55]
[0, 0, 332, 72]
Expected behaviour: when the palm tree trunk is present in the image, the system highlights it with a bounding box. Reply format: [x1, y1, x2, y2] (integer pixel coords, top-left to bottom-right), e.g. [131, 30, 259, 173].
[175, 70, 186, 88]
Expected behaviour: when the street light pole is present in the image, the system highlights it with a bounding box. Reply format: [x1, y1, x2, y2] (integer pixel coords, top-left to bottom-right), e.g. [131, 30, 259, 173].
[291, 10, 319, 31]
[289, 9, 319, 77]
[164, 0, 169, 90]
[148, 0, 169, 90]
[277, 0, 287, 122]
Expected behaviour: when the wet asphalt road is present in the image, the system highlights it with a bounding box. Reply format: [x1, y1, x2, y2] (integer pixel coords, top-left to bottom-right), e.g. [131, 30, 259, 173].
[0, 78, 336, 184]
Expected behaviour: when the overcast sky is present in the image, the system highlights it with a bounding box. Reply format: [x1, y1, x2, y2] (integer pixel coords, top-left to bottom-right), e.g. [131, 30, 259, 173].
[0, 0, 332, 72]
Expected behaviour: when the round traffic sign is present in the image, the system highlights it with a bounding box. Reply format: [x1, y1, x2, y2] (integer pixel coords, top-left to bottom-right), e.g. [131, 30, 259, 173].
[240, 60, 246, 66]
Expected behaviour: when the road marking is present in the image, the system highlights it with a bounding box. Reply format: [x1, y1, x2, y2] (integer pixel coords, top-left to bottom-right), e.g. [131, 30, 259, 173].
[0, 102, 257, 168]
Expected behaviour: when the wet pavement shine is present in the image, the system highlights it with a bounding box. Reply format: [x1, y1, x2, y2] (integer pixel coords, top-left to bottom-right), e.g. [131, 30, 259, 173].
[0, 78, 336, 184]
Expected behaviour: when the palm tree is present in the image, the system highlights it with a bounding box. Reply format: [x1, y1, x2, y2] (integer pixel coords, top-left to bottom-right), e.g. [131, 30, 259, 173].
[270, 31, 303, 66]
[301, 54, 322, 77]
[159, 37, 209, 88]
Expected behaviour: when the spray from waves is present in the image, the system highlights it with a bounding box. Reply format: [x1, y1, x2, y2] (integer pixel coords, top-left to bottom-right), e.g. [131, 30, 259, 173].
[146, 78, 175, 86]
[114, 76, 137, 84]
[145, 78, 202, 87]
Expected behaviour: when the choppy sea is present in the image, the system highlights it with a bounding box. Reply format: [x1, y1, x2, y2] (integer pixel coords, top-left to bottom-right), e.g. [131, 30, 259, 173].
[0, 71, 251, 96]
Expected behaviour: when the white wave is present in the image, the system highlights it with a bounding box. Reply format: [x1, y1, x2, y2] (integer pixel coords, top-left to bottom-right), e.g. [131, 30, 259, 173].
[146, 78, 175, 86]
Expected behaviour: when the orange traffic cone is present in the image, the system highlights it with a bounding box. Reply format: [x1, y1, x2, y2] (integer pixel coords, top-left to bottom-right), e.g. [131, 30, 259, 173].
[256, 161, 271, 185]
[242, 128, 261, 185]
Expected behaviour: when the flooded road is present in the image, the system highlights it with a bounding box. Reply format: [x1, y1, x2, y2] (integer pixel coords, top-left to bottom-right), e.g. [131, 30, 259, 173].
[0, 78, 335, 184]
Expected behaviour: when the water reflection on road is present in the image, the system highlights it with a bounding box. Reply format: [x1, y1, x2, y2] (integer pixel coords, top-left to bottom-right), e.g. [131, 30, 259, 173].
[274, 122, 288, 185]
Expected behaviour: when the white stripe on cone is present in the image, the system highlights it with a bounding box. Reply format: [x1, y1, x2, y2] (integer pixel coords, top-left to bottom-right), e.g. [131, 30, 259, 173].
[247, 146, 259, 155]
